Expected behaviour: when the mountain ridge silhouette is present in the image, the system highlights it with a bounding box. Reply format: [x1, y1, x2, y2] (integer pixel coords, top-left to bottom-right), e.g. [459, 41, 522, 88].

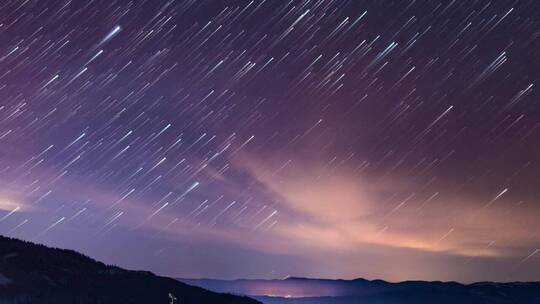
[0, 235, 260, 304]
[179, 276, 540, 303]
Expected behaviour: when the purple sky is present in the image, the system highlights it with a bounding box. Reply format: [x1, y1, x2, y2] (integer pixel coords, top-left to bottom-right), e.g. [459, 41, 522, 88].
[0, 0, 539, 282]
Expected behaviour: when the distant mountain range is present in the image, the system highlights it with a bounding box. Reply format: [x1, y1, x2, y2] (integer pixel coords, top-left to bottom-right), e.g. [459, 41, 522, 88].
[1, 233, 537, 304]
[179, 277, 540, 304]
[0, 235, 259, 304]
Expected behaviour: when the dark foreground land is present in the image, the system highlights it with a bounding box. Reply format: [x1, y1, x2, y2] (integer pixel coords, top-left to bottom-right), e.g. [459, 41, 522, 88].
[0, 235, 260, 304]
[0, 233, 538, 304]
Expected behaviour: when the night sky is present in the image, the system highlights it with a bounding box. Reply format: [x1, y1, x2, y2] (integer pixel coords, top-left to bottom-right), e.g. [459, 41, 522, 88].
[1, 0, 539, 283]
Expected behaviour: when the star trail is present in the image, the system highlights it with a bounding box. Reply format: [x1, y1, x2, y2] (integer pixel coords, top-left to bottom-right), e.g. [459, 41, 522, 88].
[0, 0, 539, 282]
